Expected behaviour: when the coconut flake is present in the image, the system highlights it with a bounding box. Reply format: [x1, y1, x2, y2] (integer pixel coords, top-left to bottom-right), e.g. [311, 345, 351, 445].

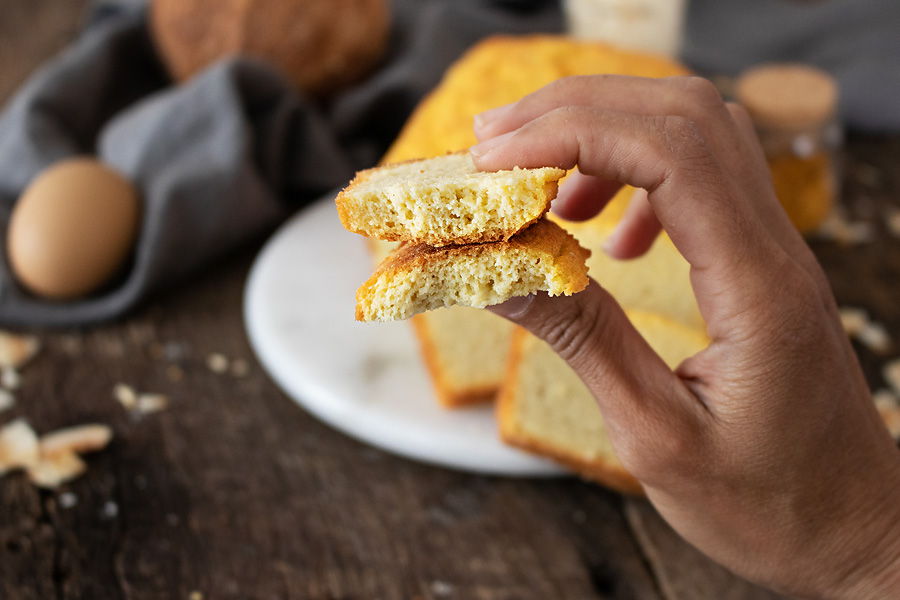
[0, 332, 40, 369]
[26, 451, 86, 489]
[0, 419, 40, 474]
[40, 424, 113, 458]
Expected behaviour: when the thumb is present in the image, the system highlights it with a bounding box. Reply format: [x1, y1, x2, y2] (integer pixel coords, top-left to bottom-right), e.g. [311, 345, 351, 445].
[489, 281, 706, 455]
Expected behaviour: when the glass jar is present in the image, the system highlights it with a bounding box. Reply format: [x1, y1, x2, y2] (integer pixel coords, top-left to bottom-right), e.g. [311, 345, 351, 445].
[563, 0, 687, 57]
[735, 64, 841, 233]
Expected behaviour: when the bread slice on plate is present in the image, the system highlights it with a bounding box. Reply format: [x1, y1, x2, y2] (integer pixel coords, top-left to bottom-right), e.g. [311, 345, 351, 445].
[336, 153, 565, 247]
[497, 310, 709, 494]
[411, 307, 516, 407]
[356, 219, 590, 322]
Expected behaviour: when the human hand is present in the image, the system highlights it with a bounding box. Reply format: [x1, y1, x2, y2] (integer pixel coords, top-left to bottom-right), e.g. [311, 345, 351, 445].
[470, 75, 900, 599]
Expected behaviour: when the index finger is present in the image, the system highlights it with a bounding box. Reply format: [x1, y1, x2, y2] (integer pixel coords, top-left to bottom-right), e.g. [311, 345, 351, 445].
[470, 106, 794, 328]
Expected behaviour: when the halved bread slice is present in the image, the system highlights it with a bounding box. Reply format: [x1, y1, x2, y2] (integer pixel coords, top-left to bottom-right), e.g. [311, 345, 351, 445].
[367, 240, 516, 407]
[336, 153, 565, 247]
[497, 310, 709, 494]
[356, 219, 590, 322]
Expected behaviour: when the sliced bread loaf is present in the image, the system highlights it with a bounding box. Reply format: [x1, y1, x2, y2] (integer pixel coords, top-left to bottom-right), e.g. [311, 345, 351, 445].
[337, 153, 565, 247]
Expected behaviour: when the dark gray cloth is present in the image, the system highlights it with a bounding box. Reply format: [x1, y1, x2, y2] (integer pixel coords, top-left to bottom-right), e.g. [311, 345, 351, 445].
[0, 0, 896, 326]
[0, 0, 562, 327]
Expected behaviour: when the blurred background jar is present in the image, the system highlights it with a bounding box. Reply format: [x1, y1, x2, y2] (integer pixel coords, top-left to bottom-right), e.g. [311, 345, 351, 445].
[563, 0, 688, 57]
[735, 64, 841, 233]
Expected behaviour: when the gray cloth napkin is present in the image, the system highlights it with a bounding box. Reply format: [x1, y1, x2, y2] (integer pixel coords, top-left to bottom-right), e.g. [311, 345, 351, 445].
[0, 0, 895, 327]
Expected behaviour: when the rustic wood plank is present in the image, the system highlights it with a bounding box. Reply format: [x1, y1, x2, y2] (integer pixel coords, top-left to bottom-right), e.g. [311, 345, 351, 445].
[0, 0, 90, 102]
[624, 500, 784, 600]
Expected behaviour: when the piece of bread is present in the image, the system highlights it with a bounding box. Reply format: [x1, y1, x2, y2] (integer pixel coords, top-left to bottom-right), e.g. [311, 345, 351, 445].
[560, 211, 703, 328]
[356, 219, 590, 322]
[497, 311, 710, 494]
[412, 307, 516, 407]
[337, 153, 565, 247]
[150, 0, 389, 96]
[376, 36, 694, 406]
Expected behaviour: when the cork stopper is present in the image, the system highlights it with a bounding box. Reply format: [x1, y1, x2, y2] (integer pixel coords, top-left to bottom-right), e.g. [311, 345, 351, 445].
[735, 64, 838, 131]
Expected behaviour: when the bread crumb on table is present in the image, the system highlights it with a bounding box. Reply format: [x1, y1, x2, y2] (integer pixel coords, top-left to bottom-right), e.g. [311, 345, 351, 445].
[0, 419, 39, 474]
[839, 307, 869, 336]
[136, 393, 169, 414]
[58, 491, 78, 509]
[0, 331, 40, 369]
[886, 207, 900, 238]
[115, 384, 169, 415]
[27, 452, 86, 489]
[874, 388, 900, 439]
[839, 306, 892, 354]
[206, 353, 229, 374]
[0, 389, 14, 413]
[883, 359, 900, 396]
[816, 210, 874, 246]
[1, 421, 114, 489]
[114, 383, 137, 409]
[1, 366, 21, 390]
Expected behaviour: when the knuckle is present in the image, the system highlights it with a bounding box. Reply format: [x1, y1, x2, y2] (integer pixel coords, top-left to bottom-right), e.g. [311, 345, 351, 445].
[725, 101, 751, 122]
[546, 75, 592, 96]
[654, 115, 712, 171]
[675, 76, 724, 107]
[534, 296, 605, 365]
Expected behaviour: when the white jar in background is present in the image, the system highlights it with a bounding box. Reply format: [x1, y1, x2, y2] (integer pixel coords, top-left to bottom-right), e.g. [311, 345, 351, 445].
[564, 0, 687, 57]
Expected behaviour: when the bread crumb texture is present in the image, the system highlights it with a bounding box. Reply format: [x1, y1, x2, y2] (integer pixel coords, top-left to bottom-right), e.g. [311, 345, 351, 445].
[356, 219, 589, 321]
[337, 153, 564, 246]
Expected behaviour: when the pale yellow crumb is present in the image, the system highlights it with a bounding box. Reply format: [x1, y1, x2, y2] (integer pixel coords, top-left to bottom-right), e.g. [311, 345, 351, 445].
[337, 153, 564, 247]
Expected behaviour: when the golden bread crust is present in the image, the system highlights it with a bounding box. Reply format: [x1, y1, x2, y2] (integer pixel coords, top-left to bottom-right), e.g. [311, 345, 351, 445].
[151, 0, 388, 95]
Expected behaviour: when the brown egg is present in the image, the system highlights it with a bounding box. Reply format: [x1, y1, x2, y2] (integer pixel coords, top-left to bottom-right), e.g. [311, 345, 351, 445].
[7, 158, 140, 300]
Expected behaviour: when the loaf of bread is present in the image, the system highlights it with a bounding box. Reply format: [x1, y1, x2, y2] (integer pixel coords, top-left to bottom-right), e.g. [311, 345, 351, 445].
[498, 311, 709, 494]
[338, 153, 565, 246]
[151, 0, 389, 96]
[356, 219, 589, 321]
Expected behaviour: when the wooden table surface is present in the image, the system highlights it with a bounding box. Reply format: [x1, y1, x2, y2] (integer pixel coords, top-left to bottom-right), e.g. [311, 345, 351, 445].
[2, 2, 898, 599]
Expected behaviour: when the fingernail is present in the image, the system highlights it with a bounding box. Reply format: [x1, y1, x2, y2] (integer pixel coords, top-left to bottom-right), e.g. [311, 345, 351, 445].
[470, 130, 515, 159]
[602, 226, 622, 255]
[474, 103, 514, 131]
[487, 294, 534, 319]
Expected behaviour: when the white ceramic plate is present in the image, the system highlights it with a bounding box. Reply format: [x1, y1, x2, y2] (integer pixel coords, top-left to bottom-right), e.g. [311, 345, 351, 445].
[244, 197, 564, 476]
